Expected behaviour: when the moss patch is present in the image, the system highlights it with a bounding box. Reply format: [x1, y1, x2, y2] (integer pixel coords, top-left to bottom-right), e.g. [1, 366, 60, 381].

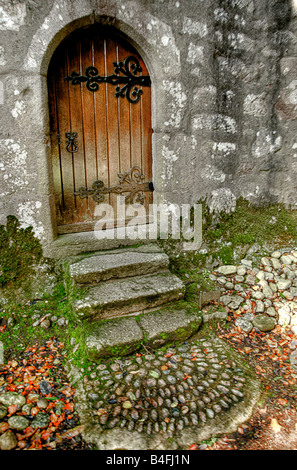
[201, 197, 297, 263]
[0, 215, 43, 288]
[0, 283, 75, 360]
[165, 197, 297, 273]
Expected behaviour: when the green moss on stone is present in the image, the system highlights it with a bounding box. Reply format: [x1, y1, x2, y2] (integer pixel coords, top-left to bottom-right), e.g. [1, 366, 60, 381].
[0, 215, 43, 288]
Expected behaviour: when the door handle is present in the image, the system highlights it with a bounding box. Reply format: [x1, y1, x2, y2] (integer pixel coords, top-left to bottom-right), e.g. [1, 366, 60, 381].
[56, 132, 78, 153]
[65, 132, 78, 153]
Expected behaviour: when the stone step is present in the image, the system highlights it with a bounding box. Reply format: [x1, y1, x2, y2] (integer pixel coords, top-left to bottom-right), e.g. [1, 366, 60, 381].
[72, 272, 185, 320]
[83, 302, 202, 360]
[69, 249, 169, 285]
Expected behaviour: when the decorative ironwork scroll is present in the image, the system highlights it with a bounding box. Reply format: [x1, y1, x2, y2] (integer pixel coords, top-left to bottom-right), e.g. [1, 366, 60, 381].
[65, 56, 151, 104]
[74, 166, 154, 204]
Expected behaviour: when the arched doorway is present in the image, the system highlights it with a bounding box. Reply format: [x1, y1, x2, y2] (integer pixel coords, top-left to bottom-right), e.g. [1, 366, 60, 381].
[47, 25, 153, 234]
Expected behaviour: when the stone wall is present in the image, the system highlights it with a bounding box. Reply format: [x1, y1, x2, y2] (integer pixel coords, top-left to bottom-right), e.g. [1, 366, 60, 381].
[0, 0, 297, 256]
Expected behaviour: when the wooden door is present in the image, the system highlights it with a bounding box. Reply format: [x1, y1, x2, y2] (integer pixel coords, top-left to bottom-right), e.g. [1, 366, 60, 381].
[48, 26, 153, 234]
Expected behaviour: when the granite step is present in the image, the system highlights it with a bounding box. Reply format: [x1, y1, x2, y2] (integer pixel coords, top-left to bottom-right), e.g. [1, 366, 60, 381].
[72, 272, 185, 320]
[83, 302, 202, 360]
[69, 249, 169, 285]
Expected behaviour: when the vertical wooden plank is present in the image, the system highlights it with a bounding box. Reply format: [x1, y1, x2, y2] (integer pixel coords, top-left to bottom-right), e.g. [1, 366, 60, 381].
[129, 62, 142, 172]
[52, 46, 75, 226]
[116, 42, 132, 176]
[47, 62, 64, 225]
[139, 57, 153, 209]
[66, 34, 89, 224]
[105, 35, 120, 218]
[93, 30, 110, 208]
[80, 29, 97, 221]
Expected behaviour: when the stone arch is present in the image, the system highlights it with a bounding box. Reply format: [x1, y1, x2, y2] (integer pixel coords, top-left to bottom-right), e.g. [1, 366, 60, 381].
[23, 1, 181, 130]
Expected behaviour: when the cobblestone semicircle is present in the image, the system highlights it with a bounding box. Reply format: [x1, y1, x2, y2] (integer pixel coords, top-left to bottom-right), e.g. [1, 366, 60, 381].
[68, 335, 261, 450]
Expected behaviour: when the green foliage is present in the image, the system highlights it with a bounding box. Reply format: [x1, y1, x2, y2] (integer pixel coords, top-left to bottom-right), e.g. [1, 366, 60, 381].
[0, 215, 43, 287]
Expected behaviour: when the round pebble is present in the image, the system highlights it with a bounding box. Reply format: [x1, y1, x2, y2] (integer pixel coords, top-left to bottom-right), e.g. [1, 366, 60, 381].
[31, 412, 51, 429]
[0, 404, 7, 419]
[8, 415, 30, 430]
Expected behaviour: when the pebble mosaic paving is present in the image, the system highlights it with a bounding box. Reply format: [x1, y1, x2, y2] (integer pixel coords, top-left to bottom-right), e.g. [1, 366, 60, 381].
[70, 336, 260, 449]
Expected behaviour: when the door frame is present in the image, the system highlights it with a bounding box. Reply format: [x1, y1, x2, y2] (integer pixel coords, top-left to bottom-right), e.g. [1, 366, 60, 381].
[47, 25, 153, 235]
[27, 8, 181, 257]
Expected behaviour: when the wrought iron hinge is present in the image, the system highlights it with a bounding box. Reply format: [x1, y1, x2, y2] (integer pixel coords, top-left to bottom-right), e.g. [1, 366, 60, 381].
[65, 55, 151, 104]
[74, 166, 153, 204]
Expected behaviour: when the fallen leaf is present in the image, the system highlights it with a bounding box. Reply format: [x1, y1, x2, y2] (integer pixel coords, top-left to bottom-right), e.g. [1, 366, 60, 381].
[64, 402, 74, 411]
[30, 407, 39, 416]
[244, 347, 253, 354]
[183, 374, 192, 380]
[189, 444, 198, 450]
[17, 426, 37, 440]
[41, 430, 52, 441]
[60, 386, 74, 397]
[257, 356, 265, 361]
[277, 398, 288, 406]
[0, 422, 9, 433]
[55, 425, 85, 443]
[7, 404, 18, 416]
[270, 418, 282, 433]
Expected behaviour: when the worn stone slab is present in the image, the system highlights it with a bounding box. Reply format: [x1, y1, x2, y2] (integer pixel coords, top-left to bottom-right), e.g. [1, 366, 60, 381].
[85, 317, 144, 360]
[73, 273, 185, 320]
[69, 251, 169, 284]
[84, 304, 202, 359]
[137, 305, 202, 349]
